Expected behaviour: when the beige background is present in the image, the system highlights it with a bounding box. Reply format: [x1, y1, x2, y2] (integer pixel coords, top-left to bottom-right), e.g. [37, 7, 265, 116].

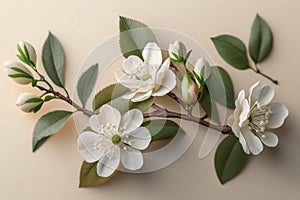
[0, 0, 299, 199]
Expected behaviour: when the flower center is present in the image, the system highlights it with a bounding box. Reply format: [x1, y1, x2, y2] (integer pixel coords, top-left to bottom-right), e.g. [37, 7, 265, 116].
[112, 134, 121, 145]
[93, 135, 116, 159]
[248, 101, 272, 133]
[142, 74, 152, 81]
[99, 123, 119, 137]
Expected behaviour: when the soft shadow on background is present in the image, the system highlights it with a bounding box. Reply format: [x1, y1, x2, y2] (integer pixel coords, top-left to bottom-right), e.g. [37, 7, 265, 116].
[0, 0, 299, 199]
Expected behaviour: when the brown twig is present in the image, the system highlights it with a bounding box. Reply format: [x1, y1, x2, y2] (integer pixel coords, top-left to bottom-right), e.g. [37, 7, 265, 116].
[33, 69, 94, 117]
[250, 64, 278, 85]
[144, 104, 232, 134]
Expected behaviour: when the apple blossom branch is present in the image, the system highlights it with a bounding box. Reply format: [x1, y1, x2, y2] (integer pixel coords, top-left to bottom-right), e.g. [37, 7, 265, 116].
[144, 104, 232, 134]
[33, 69, 94, 117]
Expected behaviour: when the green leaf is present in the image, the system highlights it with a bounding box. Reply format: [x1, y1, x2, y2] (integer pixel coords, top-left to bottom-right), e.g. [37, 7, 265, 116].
[11, 67, 33, 78]
[44, 95, 55, 102]
[206, 66, 235, 109]
[142, 120, 184, 142]
[25, 98, 43, 103]
[199, 86, 220, 124]
[211, 35, 249, 70]
[249, 14, 273, 63]
[79, 161, 115, 187]
[119, 16, 157, 59]
[215, 135, 250, 184]
[32, 102, 44, 113]
[77, 63, 99, 108]
[32, 110, 73, 152]
[93, 83, 153, 114]
[42, 32, 65, 87]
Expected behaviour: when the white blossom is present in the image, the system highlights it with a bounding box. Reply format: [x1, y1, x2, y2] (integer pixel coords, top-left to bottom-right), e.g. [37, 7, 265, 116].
[115, 42, 176, 102]
[228, 82, 289, 155]
[78, 104, 151, 177]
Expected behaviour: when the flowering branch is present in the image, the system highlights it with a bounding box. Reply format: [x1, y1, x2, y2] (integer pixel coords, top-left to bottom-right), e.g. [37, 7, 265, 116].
[144, 104, 232, 135]
[33, 64, 94, 116]
[34, 83, 94, 117]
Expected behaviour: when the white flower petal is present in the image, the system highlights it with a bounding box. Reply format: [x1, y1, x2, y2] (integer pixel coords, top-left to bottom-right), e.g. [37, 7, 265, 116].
[127, 127, 151, 150]
[249, 81, 261, 105]
[259, 131, 278, 147]
[258, 86, 275, 105]
[97, 146, 120, 177]
[89, 105, 121, 132]
[194, 58, 211, 80]
[168, 41, 180, 59]
[142, 42, 162, 66]
[155, 58, 170, 86]
[238, 99, 250, 127]
[236, 90, 245, 107]
[231, 121, 241, 138]
[115, 69, 143, 90]
[122, 92, 136, 100]
[122, 56, 143, 74]
[131, 90, 153, 102]
[121, 146, 143, 170]
[152, 70, 176, 96]
[241, 128, 263, 155]
[267, 102, 289, 129]
[239, 134, 250, 154]
[120, 109, 144, 133]
[78, 131, 103, 163]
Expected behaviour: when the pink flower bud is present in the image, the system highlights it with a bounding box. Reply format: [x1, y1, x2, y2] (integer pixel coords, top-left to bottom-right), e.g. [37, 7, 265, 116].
[181, 74, 199, 106]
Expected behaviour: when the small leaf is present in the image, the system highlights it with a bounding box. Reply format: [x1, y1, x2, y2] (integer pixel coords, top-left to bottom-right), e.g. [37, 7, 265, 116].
[215, 135, 250, 184]
[93, 83, 153, 114]
[42, 32, 65, 87]
[206, 66, 235, 109]
[44, 95, 55, 102]
[25, 98, 43, 103]
[77, 63, 99, 108]
[199, 86, 220, 124]
[79, 161, 116, 187]
[142, 120, 184, 142]
[211, 35, 249, 70]
[119, 16, 157, 59]
[32, 110, 73, 152]
[249, 14, 273, 63]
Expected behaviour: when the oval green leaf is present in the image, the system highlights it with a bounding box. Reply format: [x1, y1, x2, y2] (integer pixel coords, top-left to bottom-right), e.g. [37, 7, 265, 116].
[215, 135, 250, 184]
[77, 63, 99, 108]
[249, 14, 273, 63]
[206, 66, 235, 109]
[119, 16, 157, 59]
[32, 110, 73, 152]
[142, 120, 184, 142]
[211, 35, 249, 70]
[93, 83, 153, 114]
[79, 161, 116, 187]
[42, 32, 65, 87]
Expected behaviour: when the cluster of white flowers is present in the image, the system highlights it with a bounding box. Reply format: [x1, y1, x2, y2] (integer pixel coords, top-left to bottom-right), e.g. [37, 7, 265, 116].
[76, 41, 288, 177]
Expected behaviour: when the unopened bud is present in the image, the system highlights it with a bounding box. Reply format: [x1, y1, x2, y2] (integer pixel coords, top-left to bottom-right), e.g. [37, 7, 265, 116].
[16, 93, 43, 113]
[18, 41, 37, 66]
[4, 60, 33, 85]
[181, 74, 199, 106]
